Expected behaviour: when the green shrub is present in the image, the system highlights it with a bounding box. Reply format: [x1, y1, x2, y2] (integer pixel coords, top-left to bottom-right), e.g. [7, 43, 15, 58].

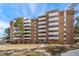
[26, 51, 44, 56]
[46, 46, 68, 55]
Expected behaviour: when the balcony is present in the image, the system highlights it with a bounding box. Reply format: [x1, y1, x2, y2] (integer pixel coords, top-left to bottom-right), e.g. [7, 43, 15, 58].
[23, 31, 31, 33]
[48, 27, 59, 30]
[24, 24, 31, 26]
[13, 30, 19, 33]
[38, 21, 46, 24]
[74, 37, 79, 39]
[38, 33, 46, 36]
[64, 28, 66, 31]
[48, 17, 59, 21]
[24, 27, 31, 29]
[49, 37, 59, 39]
[49, 12, 59, 16]
[38, 25, 46, 28]
[14, 34, 20, 36]
[23, 34, 31, 36]
[38, 29, 46, 32]
[49, 22, 59, 26]
[23, 38, 31, 39]
[38, 17, 46, 21]
[24, 20, 31, 23]
[49, 32, 59, 35]
[64, 33, 66, 35]
[13, 38, 21, 40]
[64, 23, 66, 26]
[64, 37, 66, 40]
[38, 37, 46, 39]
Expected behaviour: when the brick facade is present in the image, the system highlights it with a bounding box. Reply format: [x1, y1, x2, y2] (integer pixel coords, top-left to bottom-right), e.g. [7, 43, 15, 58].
[10, 9, 74, 44]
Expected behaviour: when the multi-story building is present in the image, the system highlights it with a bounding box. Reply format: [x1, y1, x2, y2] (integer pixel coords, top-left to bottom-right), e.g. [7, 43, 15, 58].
[10, 18, 32, 44]
[74, 28, 79, 43]
[66, 9, 74, 44]
[74, 17, 79, 43]
[47, 10, 64, 44]
[23, 19, 32, 43]
[46, 9, 74, 44]
[31, 19, 38, 43]
[37, 15, 48, 43]
[10, 9, 74, 44]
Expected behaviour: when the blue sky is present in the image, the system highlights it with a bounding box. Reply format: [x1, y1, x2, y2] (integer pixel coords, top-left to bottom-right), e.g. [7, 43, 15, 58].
[0, 3, 78, 38]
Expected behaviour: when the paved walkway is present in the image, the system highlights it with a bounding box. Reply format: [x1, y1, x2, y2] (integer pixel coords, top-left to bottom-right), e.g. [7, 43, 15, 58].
[61, 49, 79, 56]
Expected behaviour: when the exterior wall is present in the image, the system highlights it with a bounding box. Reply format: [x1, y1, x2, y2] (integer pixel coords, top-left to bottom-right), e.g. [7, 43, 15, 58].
[10, 9, 74, 44]
[64, 11, 67, 43]
[12, 19, 24, 43]
[59, 11, 64, 44]
[31, 19, 38, 43]
[74, 22, 79, 42]
[37, 15, 47, 43]
[66, 9, 74, 44]
[11, 19, 32, 44]
[46, 15, 49, 43]
[23, 19, 32, 43]
[47, 10, 64, 44]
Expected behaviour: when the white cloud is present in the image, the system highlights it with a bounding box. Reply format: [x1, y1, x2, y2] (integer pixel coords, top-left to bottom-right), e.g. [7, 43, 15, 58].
[0, 20, 9, 38]
[20, 5, 28, 17]
[28, 3, 38, 14]
[11, 4, 28, 18]
[27, 3, 47, 18]
[0, 20, 9, 29]
[0, 28, 5, 36]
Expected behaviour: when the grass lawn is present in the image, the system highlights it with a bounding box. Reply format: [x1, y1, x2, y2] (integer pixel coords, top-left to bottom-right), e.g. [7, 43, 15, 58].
[0, 44, 39, 50]
[0, 44, 62, 50]
[0, 43, 79, 56]
[0, 43, 79, 50]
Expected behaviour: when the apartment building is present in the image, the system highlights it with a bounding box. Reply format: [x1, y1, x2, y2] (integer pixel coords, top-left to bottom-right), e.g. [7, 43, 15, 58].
[31, 19, 38, 43]
[23, 19, 32, 43]
[74, 20, 79, 43]
[10, 18, 32, 44]
[10, 9, 74, 44]
[37, 15, 48, 43]
[47, 10, 64, 44]
[46, 9, 74, 44]
[66, 9, 74, 44]
[74, 28, 79, 43]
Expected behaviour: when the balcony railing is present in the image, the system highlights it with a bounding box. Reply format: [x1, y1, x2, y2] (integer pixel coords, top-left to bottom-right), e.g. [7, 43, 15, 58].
[23, 38, 31, 39]
[24, 20, 31, 23]
[23, 31, 31, 33]
[38, 21, 46, 24]
[13, 38, 21, 40]
[24, 24, 31, 26]
[49, 37, 59, 39]
[38, 33, 46, 36]
[49, 32, 59, 35]
[38, 17, 46, 21]
[49, 12, 59, 16]
[48, 17, 59, 21]
[48, 22, 59, 26]
[38, 29, 46, 32]
[38, 25, 46, 28]
[48, 27, 59, 30]
[23, 34, 31, 36]
[38, 37, 46, 39]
